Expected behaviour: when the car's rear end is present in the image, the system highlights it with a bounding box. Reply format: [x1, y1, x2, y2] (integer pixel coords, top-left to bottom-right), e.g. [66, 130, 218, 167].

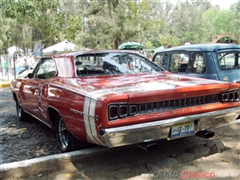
[83, 73, 240, 148]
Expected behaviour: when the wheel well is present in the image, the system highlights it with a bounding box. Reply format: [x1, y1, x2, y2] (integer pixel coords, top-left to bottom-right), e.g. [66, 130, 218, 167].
[12, 92, 17, 102]
[48, 107, 60, 130]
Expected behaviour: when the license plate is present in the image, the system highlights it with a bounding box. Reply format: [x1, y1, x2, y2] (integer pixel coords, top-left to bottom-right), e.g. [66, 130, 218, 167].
[171, 121, 194, 139]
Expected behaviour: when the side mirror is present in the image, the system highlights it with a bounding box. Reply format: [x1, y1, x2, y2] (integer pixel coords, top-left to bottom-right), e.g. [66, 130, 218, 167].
[27, 73, 34, 78]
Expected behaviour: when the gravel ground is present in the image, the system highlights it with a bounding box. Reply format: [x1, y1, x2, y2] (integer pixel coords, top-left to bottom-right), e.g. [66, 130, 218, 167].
[0, 87, 61, 164]
[1, 87, 240, 180]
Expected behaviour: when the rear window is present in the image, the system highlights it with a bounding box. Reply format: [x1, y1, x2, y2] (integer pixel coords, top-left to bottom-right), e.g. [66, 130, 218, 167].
[75, 52, 163, 76]
[218, 52, 240, 70]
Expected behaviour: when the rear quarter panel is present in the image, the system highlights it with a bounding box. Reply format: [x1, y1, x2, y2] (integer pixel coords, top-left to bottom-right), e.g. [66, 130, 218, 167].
[46, 84, 88, 141]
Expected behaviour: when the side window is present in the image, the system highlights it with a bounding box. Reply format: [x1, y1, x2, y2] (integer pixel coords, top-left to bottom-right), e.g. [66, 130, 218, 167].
[218, 52, 240, 70]
[35, 58, 57, 79]
[153, 53, 168, 69]
[169, 53, 189, 73]
[169, 54, 179, 73]
[238, 53, 240, 68]
[189, 53, 206, 74]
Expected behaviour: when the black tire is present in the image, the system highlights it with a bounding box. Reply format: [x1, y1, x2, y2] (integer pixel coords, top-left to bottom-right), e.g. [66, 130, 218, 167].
[16, 100, 28, 121]
[56, 115, 90, 152]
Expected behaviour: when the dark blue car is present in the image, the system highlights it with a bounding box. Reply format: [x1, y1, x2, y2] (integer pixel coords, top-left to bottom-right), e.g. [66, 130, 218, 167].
[152, 43, 240, 83]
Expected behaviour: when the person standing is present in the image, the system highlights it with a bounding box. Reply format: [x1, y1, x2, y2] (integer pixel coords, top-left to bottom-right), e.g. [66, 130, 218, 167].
[2, 57, 8, 76]
[23, 57, 29, 70]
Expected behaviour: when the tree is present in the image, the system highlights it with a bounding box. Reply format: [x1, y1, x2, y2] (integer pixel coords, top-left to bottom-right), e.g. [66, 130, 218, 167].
[233, 0, 240, 43]
[166, 0, 212, 44]
[73, 0, 125, 49]
[203, 8, 235, 36]
[157, 35, 180, 47]
[72, 0, 164, 49]
[126, 0, 164, 45]
[1, 0, 239, 54]
[2, 0, 65, 51]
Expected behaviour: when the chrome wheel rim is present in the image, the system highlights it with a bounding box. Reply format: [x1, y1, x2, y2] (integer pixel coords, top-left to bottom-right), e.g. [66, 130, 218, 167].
[17, 103, 22, 118]
[58, 117, 68, 150]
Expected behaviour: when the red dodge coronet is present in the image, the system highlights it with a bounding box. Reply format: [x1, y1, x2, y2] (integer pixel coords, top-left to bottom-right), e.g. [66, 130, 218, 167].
[10, 50, 240, 152]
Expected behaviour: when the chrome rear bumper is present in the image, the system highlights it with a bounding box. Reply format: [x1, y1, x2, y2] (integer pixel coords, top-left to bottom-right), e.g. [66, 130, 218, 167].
[100, 107, 240, 148]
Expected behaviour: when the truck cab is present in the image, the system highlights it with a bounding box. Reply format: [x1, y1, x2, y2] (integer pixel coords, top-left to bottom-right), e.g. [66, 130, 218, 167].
[152, 43, 240, 83]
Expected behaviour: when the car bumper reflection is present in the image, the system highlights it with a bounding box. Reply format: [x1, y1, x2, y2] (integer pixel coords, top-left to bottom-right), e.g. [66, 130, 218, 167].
[100, 107, 240, 148]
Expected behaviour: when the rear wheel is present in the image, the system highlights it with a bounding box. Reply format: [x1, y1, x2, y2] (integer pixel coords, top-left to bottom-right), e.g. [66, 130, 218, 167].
[16, 100, 28, 121]
[56, 115, 90, 152]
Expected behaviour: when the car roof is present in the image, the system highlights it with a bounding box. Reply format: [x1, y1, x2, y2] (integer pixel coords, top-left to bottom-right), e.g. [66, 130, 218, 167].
[157, 43, 240, 52]
[45, 49, 141, 58]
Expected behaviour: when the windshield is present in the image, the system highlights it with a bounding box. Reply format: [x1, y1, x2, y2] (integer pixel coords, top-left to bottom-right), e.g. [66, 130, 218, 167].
[75, 52, 163, 76]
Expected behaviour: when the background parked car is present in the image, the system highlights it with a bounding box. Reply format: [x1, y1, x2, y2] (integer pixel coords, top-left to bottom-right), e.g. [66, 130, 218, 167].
[152, 43, 240, 83]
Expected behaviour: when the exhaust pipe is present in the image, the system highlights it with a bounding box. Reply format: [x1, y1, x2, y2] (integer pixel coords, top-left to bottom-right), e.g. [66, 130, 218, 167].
[138, 142, 159, 152]
[195, 130, 215, 139]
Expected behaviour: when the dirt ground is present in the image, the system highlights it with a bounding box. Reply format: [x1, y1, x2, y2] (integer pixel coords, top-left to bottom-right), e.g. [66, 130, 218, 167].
[3, 121, 240, 180]
[1, 86, 240, 180]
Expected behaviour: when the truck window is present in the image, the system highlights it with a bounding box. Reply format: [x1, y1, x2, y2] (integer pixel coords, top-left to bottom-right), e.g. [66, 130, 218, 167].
[169, 53, 189, 73]
[189, 53, 206, 74]
[154, 53, 168, 69]
[218, 52, 240, 70]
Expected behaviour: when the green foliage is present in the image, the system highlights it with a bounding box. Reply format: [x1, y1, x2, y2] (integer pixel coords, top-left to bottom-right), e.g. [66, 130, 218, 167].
[158, 35, 180, 47]
[234, 0, 240, 43]
[1, 0, 62, 50]
[0, 0, 239, 54]
[203, 8, 235, 35]
[144, 41, 153, 49]
[0, 13, 19, 54]
[62, 16, 83, 41]
[168, 0, 213, 44]
[126, 0, 164, 44]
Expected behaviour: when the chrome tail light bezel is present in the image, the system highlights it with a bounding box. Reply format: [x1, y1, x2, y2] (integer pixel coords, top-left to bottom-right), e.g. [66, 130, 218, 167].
[108, 104, 138, 121]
